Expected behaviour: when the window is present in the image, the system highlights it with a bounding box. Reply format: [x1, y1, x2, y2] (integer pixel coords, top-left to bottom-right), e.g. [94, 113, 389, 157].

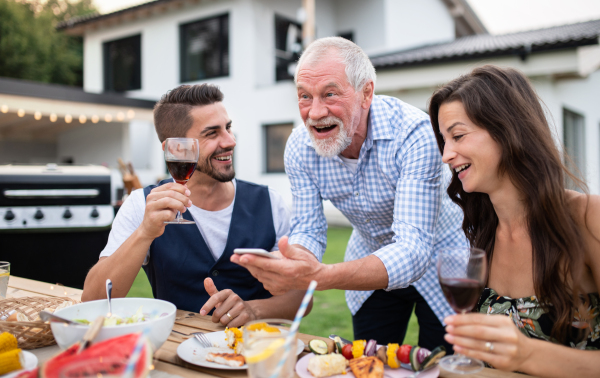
[180, 14, 229, 82]
[264, 123, 294, 173]
[338, 31, 354, 42]
[275, 15, 302, 82]
[103, 35, 141, 92]
[563, 108, 585, 186]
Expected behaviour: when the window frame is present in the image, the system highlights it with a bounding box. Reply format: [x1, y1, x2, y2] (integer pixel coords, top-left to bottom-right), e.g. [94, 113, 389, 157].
[263, 122, 295, 173]
[103, 34, 142, 92]
[179, 13, 230, 83]
[563, 107, 586, 187]
[274, 14, 302, 82]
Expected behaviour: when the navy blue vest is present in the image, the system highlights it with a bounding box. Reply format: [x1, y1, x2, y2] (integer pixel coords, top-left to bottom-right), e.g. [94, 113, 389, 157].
[142, 179, 275, 312]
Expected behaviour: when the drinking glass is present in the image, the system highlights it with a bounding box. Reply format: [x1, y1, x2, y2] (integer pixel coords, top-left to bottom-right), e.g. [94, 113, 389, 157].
[164, 138, 200, 225]
[243, 319, 297, 378]
[0, 262, 10, 299]
[438, 247, 487, 374]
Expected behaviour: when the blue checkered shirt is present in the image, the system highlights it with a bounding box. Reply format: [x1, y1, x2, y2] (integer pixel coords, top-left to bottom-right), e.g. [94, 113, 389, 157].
[285, 95, 467, 324]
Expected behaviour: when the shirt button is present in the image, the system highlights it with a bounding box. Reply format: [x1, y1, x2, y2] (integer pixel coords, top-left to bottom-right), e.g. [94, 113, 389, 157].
[355, 192, 359, 196]
[365, 219, 370, 223]
[212, 270, 219, 277]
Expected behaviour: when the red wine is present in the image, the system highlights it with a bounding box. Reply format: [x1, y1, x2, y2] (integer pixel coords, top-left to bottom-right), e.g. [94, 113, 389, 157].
[440, 278, 483, 313]
[166, 160, 197, 184]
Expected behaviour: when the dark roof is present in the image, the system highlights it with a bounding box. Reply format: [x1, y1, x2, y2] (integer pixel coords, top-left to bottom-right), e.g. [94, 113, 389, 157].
[371, 19, 600, 69]
[56, 0, 171, 30]
[0, 77, 156, 109]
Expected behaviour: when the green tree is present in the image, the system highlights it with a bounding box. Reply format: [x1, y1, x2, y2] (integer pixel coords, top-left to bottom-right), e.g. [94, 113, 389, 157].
[0, 0, 97, 86]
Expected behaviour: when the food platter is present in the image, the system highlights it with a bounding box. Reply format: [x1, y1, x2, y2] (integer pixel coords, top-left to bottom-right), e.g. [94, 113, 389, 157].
[176, 330, 304, 370]
[295, 353, 440, 378]
[1, 351, 38, 378]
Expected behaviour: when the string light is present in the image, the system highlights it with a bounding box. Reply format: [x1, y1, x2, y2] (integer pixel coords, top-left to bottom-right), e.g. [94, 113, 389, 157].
[116, 112, 125, 121]
[50, 113, 57, 122]
[79, 115, 87, 123]
[17, 109, 25, 117]
[65, 114, 72, 123]
[104, 114, 113, 122]
[127, 109, 135, 119]
[91, 115, 99, 123]
[34, 111, 42, 120]
[0, 105, 8, 113]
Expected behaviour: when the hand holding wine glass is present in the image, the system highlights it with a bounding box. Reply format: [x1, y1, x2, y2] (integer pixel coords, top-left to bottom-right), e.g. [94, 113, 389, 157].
[438, 247, 487, 374]
[164, 138, 199, 225]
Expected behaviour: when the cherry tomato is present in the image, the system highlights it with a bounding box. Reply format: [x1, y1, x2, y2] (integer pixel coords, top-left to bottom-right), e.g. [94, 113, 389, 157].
[342, 344, 353, 360]
[397, 344, 412, 364]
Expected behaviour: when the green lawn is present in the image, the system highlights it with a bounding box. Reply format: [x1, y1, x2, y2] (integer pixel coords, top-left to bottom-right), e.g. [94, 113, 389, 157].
[127, 227, 419, 344]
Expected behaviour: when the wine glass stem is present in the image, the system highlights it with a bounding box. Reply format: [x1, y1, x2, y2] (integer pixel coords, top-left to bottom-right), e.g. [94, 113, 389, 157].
[176, 211, 183, 222]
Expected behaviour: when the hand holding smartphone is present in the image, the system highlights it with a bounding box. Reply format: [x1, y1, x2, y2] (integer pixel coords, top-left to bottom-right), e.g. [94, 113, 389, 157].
[233, 248, 281, 259]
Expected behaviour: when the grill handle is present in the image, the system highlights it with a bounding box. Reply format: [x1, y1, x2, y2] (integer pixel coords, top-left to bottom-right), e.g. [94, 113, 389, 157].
[3, 189, 100, 198]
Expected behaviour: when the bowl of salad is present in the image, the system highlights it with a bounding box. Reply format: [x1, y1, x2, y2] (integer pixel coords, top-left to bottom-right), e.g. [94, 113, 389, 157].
[51, 297, 176, 350]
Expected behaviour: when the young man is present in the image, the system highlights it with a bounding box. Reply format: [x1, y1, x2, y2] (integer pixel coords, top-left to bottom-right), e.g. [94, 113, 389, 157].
[233, 37, 466, 350]
[82, 84, 309, 327]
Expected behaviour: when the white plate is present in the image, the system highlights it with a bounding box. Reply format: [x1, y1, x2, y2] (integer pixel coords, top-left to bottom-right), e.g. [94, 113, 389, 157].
[1, 351, 38, 378]
[176, 330, 305, 370]
[295, 353, 440, 378]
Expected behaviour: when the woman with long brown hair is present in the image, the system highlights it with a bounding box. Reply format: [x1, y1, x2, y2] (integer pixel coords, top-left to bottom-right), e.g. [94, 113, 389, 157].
[429, 65, 600, 377]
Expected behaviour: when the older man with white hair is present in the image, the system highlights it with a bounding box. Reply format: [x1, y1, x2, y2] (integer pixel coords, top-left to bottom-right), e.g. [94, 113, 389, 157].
[232, 37, 466, 351]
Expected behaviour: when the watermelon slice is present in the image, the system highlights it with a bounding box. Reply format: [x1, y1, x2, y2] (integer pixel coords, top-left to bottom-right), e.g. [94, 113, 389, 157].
[40, 333, 152, 378]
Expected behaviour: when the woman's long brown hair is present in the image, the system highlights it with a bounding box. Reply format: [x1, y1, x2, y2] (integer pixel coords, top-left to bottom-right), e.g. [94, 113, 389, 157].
[428, 65, 585, 343]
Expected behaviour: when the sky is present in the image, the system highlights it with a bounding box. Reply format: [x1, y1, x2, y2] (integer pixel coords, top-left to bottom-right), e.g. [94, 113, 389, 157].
[92, 0, 600, 35]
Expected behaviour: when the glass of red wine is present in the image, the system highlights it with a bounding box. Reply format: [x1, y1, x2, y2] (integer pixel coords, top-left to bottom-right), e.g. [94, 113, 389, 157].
[164, 137, 199, 225]
[438, 247, 487, 374]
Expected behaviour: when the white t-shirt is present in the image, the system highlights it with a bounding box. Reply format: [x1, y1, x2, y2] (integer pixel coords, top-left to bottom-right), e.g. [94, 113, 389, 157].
[339, 155, 358, 174]
[100, 179, 290, 262]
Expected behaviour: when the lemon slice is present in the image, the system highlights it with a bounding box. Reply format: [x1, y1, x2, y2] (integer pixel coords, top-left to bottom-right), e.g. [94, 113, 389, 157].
[0, 272, 9, 277]
[245, 338, 285, 363]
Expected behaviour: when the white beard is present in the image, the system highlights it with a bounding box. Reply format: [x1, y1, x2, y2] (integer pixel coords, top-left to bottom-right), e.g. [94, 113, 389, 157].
[305, 116, 352, 158]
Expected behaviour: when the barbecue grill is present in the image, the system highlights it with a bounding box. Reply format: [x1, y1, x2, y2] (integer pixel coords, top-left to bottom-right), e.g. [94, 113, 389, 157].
[0, 164, 114, 288]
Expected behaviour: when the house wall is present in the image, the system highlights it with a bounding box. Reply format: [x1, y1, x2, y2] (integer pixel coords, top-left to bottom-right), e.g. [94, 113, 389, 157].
[377, 50, 600, 195]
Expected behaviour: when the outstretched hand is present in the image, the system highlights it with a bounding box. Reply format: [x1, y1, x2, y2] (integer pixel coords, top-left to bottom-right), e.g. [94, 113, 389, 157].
[444, 313, 533, 372]
[199, 278, 256, 327]
[230, 236, 323, 295]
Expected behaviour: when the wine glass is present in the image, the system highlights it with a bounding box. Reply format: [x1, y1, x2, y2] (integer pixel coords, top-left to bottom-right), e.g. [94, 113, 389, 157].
[438, 247, 487, 374]
[164, 138, 199, 225]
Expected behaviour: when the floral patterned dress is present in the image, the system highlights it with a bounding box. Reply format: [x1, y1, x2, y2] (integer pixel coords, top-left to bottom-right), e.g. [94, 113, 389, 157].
[476, 288, 600, 350]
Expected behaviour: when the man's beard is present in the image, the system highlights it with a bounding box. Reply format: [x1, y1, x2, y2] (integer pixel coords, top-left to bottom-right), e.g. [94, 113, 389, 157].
[305, 116, 352, 158]
[196, 149, 235, 182]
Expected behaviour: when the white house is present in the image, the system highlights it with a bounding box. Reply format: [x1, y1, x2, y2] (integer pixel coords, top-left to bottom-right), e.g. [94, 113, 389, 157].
[48, 0, 600, 221]
[52, 0, 486, 222]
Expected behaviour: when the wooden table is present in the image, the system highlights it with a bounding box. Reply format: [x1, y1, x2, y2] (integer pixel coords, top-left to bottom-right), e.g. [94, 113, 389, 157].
[6, 276, 526, 378]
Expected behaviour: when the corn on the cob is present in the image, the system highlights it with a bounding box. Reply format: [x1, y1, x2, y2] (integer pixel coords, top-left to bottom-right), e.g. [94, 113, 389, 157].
[0, 332, 18, 354]
[352, 339, 366, 359]
[0, 348, 23, 375]
[387, 343, 400, 368]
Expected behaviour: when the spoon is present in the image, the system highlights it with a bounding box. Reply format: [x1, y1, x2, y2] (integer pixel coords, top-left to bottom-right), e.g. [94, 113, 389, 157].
[39, 310, 81, 325]
[106, 279, 113, 317]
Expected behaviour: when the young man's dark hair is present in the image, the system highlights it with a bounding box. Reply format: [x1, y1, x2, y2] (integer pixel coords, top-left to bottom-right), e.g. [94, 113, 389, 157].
[153, 84, 224, 141]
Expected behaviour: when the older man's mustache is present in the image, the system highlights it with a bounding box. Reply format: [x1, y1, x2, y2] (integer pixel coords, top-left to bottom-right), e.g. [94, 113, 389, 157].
[305, 116, 344, 128]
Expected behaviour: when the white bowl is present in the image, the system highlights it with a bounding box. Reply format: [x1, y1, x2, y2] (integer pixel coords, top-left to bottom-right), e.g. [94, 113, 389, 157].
[52, 297, 176, 351]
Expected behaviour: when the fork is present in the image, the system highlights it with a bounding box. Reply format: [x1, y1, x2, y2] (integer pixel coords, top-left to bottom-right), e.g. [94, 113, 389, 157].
[194, 332, 212, 348]
[171, 329, 212, 347]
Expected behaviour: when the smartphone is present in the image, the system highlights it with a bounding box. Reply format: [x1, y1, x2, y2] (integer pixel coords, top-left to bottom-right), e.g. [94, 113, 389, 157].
[233, 248, 281, 259]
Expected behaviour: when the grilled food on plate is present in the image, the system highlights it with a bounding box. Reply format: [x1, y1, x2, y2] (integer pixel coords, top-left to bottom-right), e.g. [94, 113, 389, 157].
[307, 354, 348, 377]
[349, 356, 384, 378]
[329, 337, 446, 372]
[205, 352, 245, 367]
[225, 322, 281, 355]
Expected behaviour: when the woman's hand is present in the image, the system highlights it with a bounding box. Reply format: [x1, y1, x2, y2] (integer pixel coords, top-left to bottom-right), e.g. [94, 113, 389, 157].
[444, 313, 533, 372]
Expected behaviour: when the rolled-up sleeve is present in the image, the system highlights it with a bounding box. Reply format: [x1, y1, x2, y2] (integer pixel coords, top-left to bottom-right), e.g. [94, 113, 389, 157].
[373, 119, 443, 290]
[285, 129, 328, 261]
